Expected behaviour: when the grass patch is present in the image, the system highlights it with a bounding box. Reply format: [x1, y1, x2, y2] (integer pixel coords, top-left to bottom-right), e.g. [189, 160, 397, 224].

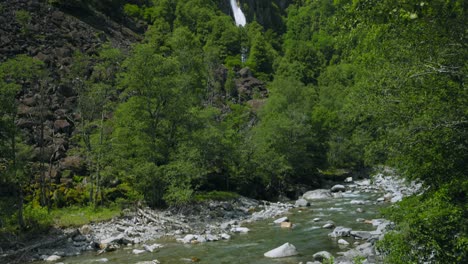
[194, 191, 239, 202]
[51, 205, 121, 227]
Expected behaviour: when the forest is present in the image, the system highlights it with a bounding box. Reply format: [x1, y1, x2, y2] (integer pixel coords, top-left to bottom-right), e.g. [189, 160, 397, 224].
[0, 0, 466, 263]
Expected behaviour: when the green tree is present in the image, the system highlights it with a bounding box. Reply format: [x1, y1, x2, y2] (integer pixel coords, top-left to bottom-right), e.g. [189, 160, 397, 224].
[0, 55, 45, 228]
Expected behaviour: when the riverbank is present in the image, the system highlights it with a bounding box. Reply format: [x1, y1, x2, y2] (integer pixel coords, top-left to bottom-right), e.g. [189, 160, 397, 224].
[1, 170, 420, 264]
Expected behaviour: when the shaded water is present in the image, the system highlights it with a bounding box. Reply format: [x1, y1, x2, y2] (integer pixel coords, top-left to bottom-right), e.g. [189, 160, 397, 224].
[49, 192, 385, 264]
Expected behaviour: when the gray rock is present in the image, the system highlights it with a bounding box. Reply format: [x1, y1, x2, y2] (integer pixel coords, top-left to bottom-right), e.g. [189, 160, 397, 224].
[220, 233, 231, 240]
[329, 226, 352, 237]
[313, 218, 321, 222]
[322, 223, 335, 229]
[344, 177, 353, 183]
[313, 251, 333, 261]
[273, 216, 289, 224]
[230, 227, 250, 233]
[303, 189, 333, 200]
[331, 184, 346, 192]
[132, 249, 146, 255]
[338, 239, 350, 245]
[350, 230, 371, 239]
[264, 242, 298, 258]
[45, 255, 61, 261]
[143, 243, 163, 252]
[295, 198, 310, 207]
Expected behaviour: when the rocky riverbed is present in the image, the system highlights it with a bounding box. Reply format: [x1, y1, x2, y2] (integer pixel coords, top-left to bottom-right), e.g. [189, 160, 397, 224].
[1, 169, 421, 264]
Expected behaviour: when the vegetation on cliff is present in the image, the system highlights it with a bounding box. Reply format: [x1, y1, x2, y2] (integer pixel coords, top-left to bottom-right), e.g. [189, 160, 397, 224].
[0, 0, 466, 262]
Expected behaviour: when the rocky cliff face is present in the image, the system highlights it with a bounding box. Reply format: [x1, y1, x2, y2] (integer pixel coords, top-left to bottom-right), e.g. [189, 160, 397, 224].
[0, 0, 141, 185]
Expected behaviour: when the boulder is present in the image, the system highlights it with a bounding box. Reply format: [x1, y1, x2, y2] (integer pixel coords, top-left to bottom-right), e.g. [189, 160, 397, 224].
[295, 198, 310, 207]
[344, 177, 353, 183]
[328, 226, 352, 238]
[313, 251, 332, 261]
[264, 242, 298, 258]
[302, 189, 332, 200]
[331, 184, 346, 192]
[280, 222, 292, 228]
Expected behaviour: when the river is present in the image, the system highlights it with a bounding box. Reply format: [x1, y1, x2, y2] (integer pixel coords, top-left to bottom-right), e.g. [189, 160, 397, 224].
[42, 190, 386, 264]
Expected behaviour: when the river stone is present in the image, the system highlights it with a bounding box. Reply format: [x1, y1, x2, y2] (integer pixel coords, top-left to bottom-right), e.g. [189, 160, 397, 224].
[182, 234, 196, 244]
[350, 200, 365, 205]
[313, 218, 321, 222]
[143, 243, 163, 252]
[96, 259, 109, 262]
[264, 242, 298, 258]
[329, 226, 352, 237]
[220, 233, 231, 240]
[230, 227, 250, 233]
[338, 239, 350, 245]
[273, 216, 289, 224]
[356, 208, 365, 213]
[136, 260, 160, 264]
[295, 198, 310, 207]
[350, 231, 375, 240]
[45, 255, 61, 261]
[331, 184, 346, 192]
[313, 251, 332, 261]
[344, 177, 353, 183]
[302, 189, 332, 200]
[132, 249, 146, 255]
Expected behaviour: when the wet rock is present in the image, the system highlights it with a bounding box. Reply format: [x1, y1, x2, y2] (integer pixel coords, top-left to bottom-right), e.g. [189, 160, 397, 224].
[132, 249, 146, 255]
[338, 239, 350, 245]
[303, 189, 332, 200]
[135, 261, 160, 264]
[280, 222, 292, 228]
[220, 233, 231, 240]
[313, 251, 332, 261]
[230, 227, 250, 233]
[344, 177, 353, 183]
[331, 184, 346, 192]
[329, 227, 352, 238]
[356, 208, 365, 213]
[143, 243, 163, 252]
[96, 259, 109, 262]
[264, 242, 298, 258]
[350, 200, 365, 205]
[273, 216, 288, 224]
[350, 230, 370, 240]
[322, 222, 335, 229]
[295, 198, 310, 207]
[45, 255, 61, 261]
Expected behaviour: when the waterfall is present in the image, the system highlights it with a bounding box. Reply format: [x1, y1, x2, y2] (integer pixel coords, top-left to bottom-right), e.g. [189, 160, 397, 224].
[230, 0, 246, 27]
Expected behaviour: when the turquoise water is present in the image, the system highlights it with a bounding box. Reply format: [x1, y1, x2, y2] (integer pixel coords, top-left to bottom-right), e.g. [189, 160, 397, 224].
[42, 192, 384, 264]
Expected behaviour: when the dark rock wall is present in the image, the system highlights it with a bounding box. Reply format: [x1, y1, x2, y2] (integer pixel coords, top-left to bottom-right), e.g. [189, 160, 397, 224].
[0, 0, 140, 185]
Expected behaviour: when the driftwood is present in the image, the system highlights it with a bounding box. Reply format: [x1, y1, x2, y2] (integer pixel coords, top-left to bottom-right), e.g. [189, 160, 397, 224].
[0, 229, 79, 263]
[137, 208, 190, 230]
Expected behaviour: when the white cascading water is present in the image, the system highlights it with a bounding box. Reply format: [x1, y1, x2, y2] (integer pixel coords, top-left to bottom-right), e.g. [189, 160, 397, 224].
[230, 0, 246, 27]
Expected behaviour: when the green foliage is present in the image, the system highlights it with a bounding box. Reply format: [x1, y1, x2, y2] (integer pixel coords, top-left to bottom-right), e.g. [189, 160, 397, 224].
[377, 183, 468, 263]
[15, 10, 31, 34]
[51, 205, 121, 227]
